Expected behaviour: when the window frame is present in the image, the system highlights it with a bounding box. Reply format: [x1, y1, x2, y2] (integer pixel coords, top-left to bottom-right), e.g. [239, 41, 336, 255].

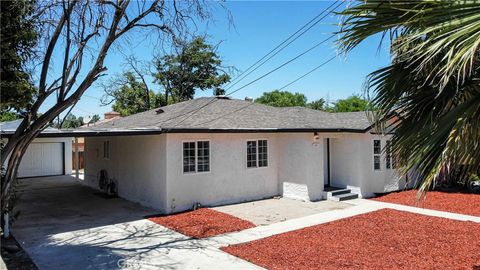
[386, 140, 392, 170]
[196, 140, 210, 173]
[246, 140, 257, 168]
[103, 140, 110, 160]
[246, 139, 269, 169]
[373, 155, 381, 171]
[182, 140, 211, 174]
[373, 139, 381, 171]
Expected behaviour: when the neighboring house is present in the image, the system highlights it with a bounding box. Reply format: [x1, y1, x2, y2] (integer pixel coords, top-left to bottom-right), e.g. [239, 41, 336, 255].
[80, 111, 121, 128]
[1, 120, 72, 178]
[79, 96, 406, 214]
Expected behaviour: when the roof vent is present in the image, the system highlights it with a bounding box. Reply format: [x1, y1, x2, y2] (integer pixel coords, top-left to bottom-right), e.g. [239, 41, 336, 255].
[215, 95, 231, 100]
[156, 108, 164, 114]
[245, 97, 254, 102]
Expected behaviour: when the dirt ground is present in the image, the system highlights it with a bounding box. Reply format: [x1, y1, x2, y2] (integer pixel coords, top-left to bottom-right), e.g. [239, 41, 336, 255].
[148, 208, 256, 238]
[1, 236, 37, 270]
[372, 189, 480, 216]
[222, 208, 480, 269]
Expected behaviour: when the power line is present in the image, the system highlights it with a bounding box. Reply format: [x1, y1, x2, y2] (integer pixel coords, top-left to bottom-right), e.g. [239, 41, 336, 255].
[158, 2, 342, 127]
[226, 35, 334, 96]
[172, 50, 336, 128]
[278, 55, 336, 90]
[224, 1, 342, 91]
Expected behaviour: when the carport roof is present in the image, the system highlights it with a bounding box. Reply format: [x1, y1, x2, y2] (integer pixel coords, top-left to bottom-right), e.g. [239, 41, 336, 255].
[1, 97, 374, 138]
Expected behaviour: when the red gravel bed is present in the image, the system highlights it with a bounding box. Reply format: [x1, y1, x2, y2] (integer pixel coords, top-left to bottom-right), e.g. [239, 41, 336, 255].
[371, 190, 480, 217]
[148, 208, 255, 238]
[222, 209, 480, 270]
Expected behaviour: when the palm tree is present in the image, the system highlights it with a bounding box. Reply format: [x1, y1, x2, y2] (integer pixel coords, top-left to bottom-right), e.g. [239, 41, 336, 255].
[337, 0, 480, 192]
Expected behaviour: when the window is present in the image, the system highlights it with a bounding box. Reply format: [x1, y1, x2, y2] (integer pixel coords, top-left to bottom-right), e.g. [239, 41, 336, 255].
[386, 140, 391, 169]
[373, 140, 381, 154]
[258, 140, 268, 167]
[373, 140, 381, 170]
[385, 140, 396, 169]
[385, 141, 392, 169]
[247, 141, 257, 168]
[247, 140, 268, 168]
[183, 141, 210, 173]
[197, 141, 210, 172]
[374, 156, 381, 170]
[103, 140, 110, 159]
[183, 142, 196, 173]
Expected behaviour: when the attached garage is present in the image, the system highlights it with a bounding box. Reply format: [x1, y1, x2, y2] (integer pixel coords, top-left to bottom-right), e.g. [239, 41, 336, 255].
[1, 120, 73, 178]
[18, 142, 65, 178]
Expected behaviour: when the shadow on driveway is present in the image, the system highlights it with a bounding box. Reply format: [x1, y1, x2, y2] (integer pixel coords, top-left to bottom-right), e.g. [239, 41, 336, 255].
[11, 175, 202, 270]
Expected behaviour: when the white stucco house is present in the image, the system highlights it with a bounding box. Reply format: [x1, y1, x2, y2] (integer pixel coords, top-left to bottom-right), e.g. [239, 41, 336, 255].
[1, 120, 72, 178]
[75, 96, 406, 214]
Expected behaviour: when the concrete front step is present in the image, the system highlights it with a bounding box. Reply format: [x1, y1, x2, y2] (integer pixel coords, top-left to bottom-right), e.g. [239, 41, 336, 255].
[329, 189, 351, 196]
[330, 193, 359, 202]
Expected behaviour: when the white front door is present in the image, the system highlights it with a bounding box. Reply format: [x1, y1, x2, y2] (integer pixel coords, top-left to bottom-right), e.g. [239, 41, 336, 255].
[18, 142, 64, 178]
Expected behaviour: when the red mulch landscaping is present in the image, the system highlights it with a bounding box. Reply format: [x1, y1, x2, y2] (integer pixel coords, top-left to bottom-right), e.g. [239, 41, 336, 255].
[371, 190, 480, 217]
[148, 208, 255, 238]
[222, 209, 480, 270]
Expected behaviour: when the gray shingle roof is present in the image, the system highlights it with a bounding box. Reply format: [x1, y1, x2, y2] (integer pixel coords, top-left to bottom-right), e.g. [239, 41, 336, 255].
[83, 97, 372, 133]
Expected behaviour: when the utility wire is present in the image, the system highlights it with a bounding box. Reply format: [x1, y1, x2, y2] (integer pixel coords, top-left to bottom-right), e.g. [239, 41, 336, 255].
[224, 1, 342, 91]
[226, 35, 334, 96]
[170, 34, 337, 127]
[158, 2, 342, 127]
[278, 55, 336, 90]
[171, 49, 336, 128]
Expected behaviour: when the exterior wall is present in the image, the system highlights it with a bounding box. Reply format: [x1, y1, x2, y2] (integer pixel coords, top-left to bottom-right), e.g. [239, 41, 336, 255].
[330, 133, 405, 198]
[277, 133, 324, 201]
[1, 137, 72, 176]
[164, 133, 280, 213]
[82, 131, 406, 212]
[84, 135, 167, 211]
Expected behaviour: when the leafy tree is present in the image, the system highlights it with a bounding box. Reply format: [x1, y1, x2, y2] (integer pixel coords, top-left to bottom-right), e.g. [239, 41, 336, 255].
[255, 90, 307, 107]
[153, 37, 231, 103]
[1, 0, 219, 220]
[60, 113, 83, 129]
[91, 114, 101, 123]
[0, 112, 20, 122]
[307, 98, 326, 111]
[0, 0, 37, 114]
[104, 72, 153, 116]
[103, 72, 172, 116]
[332, 95, 369, 112]
[338, 0, 480, 191]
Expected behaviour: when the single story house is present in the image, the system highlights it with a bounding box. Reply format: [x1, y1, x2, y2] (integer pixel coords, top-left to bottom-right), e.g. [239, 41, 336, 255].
[79, 96, 406, 214]
[1, 120, 72, 178]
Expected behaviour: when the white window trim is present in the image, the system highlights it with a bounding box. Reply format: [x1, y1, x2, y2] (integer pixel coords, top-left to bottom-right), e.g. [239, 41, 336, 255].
[182, 140, 211, 175]
[246, 139, 269, 169]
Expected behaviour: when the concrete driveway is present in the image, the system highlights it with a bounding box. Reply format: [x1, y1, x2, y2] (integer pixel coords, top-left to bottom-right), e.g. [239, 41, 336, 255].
[12, 176, 259, 270]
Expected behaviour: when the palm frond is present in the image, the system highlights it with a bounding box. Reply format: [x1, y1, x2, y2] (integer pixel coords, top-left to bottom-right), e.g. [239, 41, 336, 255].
[338, 0, 480, 192]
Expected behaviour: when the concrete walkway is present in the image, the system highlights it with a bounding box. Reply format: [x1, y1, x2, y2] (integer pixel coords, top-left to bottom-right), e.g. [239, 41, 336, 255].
[349, 198, 480, 223]
[213, 197, 352, 225]
[12, 176, 480, 270]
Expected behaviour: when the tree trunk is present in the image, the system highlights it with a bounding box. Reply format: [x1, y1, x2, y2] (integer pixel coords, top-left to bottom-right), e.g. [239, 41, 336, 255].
[1, 130, 40, 214]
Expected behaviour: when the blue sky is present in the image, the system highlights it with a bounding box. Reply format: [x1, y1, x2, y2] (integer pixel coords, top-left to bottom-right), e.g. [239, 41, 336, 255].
[42, 1, 391, 119]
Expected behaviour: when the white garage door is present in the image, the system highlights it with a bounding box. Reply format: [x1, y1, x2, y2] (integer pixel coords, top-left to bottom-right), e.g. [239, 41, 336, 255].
[18, 142, 64, 178]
